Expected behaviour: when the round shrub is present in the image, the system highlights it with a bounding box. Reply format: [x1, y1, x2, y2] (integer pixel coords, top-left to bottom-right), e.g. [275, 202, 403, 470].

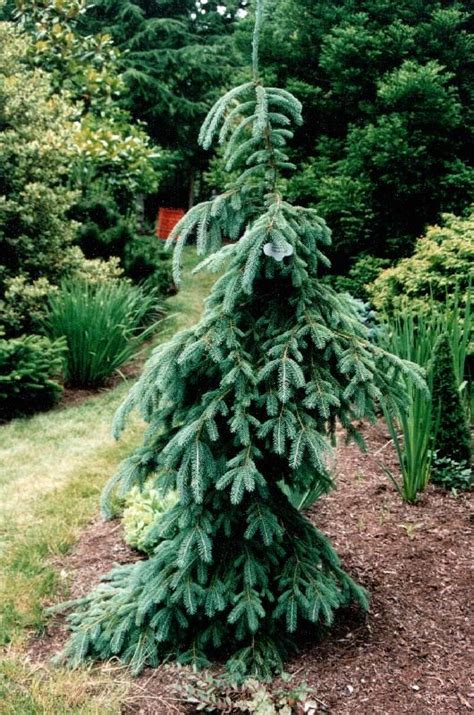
[369, 210, 474, 315]
[0, 334, 66, 420]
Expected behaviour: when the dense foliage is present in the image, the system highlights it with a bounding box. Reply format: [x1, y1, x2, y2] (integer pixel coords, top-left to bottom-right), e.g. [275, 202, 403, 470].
[370, 210, 474, 315]
[42, 279, 162, 387]
[59, 1, 421, 678]
[251, 0, 473, 270]
[0, 334, 66, 420]
[0, 23, 78, 318]
[431, 334, 471, 472]
[12, 0, 162, 259]
[75, 0, 248, 206]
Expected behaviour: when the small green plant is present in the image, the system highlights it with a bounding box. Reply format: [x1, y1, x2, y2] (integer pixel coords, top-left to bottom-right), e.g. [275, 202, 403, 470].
[379, 311, 433, 502]
[398, 522, 423, 540]
[430, 456, 472, 493]
[122, 486, 177, 554]
[178, 671, 314, 714]
[123, 235, 174, 294]
[42, 279, 162, 387]
[0, 334, 66, 420]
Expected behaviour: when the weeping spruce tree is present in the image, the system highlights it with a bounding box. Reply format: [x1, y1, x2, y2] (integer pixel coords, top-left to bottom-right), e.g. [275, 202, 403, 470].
[60, 0, 422, 678]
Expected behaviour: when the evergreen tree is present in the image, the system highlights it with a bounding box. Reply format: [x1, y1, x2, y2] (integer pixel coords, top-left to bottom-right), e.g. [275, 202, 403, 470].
[431, 334, 471, 470]
[59, 0, 422, 677]
[77, 0, 247, 206]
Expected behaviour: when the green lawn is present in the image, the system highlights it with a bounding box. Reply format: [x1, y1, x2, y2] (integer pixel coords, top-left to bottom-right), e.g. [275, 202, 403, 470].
[0, 249, 216, 714]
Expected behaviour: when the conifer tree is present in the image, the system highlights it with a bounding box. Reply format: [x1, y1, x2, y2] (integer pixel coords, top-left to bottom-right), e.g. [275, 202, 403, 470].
[431, 334, 471, 470]
[59, 0, 423, 677]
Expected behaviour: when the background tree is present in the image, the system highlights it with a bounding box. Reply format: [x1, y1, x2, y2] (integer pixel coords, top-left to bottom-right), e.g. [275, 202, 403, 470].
[230, 0, 474, 271]
[7, 0, 162, 263]
[59, 0, 422, 678]
[75, 0, 248, 207]
[0, 21, 79, 333]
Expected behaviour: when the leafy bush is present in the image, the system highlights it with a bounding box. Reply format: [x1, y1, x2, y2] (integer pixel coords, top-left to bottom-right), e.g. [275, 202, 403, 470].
[431, 334, 471, 469]
[123, 235, 174, 295]
[42, 279, 163, 388]
[430, 456, 472, 493]
[0, 276, 59, 337]
[122, 486, 177, 554]
[72, 188, 136, 262]
[370, 211, 474, 315]
[332, 255, 390, 300]
[72, 255, 125, 284]
[0, 334, 66, 420]
[0, 253, 127, 337]
[0, 24, 79, 295]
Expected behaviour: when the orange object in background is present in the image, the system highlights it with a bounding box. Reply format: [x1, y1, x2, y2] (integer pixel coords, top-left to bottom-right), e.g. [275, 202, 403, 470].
[156, 207, 185, 239]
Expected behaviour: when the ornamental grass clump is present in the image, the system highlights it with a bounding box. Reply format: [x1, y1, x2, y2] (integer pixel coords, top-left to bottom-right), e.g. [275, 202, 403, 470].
[379, 293, 471, 502]
[43, 279, 162, 388]
[57, 0, 422, 678]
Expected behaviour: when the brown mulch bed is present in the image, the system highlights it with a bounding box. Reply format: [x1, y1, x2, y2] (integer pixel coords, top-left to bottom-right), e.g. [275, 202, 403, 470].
[27, 422, 473, 714]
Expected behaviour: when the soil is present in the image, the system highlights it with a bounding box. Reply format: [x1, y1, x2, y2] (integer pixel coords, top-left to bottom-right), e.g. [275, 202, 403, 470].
[26, 422, 473, 714]
[57, 351, 147, 410]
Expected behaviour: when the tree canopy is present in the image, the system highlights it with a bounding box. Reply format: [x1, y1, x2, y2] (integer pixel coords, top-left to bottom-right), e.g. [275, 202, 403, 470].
[249, 0, 473, 270]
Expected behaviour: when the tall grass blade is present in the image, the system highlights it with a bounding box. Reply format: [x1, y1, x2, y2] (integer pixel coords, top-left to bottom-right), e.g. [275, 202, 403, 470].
[42, 279, 163, 388]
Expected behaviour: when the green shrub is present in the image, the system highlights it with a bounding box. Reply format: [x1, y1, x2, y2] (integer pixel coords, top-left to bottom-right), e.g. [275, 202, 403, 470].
[0, 334, 66, 420]
[0, 253, 126, 338]
[332, 255, 390, 300]
[0, 25, 79, 295]
[122, 486, 177, 554]
[370, 211, 474, 315]
[42, 279, 163, 388]
[0, 276, 59, 337]
[123, 235, 174, 295]
[72, 189, 136, 262]
[431, 334, 471, 470]
[430, 457, 472, 493]
[72, 255, 125, 284]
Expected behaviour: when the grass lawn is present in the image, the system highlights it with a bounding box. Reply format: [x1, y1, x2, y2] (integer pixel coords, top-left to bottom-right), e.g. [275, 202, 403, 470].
[0, 249, 216, 714]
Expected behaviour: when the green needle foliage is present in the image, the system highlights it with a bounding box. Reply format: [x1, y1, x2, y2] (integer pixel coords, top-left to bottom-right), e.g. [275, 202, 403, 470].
[59, 0, 422, 678]
[0, 334, 66, 420]
[431, 334, 471, 472]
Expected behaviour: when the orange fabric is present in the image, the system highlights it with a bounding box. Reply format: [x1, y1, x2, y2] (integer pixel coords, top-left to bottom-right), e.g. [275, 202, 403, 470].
[156, 208, 185, 239]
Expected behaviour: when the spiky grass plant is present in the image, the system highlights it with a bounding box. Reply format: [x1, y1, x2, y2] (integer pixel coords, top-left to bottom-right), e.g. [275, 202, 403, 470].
[57, 0, 422, 678]
[43, 279, 162, 387]
[379, 294, 471, 502]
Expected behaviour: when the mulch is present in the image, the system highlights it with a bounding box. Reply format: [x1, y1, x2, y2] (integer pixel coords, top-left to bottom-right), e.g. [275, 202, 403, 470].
[26, 422, 473, 714]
